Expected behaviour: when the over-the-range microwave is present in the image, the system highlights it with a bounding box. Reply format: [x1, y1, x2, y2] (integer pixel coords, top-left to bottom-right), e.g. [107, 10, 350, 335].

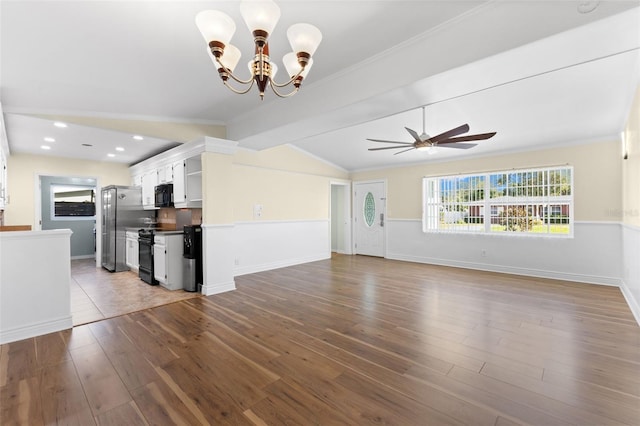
[154, 183, 174, 208]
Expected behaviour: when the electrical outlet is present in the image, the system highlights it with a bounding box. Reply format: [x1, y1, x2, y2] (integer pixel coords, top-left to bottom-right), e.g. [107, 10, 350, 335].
[253, 204, 263, 219]
[234, 258, 240, 266]
[481, 250, 487, 257]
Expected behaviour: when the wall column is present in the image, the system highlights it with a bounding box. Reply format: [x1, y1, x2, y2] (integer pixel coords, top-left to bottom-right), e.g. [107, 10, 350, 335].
[200, 139, 238, 296]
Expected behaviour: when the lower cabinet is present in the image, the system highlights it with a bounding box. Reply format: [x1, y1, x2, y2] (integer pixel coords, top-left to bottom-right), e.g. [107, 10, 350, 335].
[125, 231, 139, 270]
[153, 234, 184, 290]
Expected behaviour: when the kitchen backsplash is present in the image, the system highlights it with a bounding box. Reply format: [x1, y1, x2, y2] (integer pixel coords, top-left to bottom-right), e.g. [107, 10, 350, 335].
[157, 208, 202, 231]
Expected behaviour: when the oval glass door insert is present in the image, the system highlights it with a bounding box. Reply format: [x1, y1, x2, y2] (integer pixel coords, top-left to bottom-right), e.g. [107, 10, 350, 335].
[364, 192, 375, 227]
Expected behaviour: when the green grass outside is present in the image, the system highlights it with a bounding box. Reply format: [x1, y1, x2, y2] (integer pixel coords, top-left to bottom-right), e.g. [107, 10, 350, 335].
[439, 223, 570, 234]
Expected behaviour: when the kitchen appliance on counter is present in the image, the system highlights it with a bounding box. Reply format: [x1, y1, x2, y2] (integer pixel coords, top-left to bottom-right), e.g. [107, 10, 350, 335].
[182, 225, 202, 292]
[154, 183, 174, 208]
[138, 228, 157, 285]
[101, 185, 154, 272]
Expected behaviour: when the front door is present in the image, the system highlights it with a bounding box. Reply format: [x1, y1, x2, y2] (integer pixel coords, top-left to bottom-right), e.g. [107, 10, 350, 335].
[354, 181, 385, 257]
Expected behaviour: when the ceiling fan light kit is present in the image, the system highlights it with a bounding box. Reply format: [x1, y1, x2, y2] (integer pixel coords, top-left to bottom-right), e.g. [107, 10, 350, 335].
[367, 107, 496, 156]
[196, 0, 322, 99]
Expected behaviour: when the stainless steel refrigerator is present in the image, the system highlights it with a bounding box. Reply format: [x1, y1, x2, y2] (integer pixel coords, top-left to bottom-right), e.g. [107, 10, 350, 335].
[101, 185, 154, 272]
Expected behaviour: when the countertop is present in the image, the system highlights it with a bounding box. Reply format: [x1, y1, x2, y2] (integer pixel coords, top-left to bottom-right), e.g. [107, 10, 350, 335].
[125, 227, 184, 235]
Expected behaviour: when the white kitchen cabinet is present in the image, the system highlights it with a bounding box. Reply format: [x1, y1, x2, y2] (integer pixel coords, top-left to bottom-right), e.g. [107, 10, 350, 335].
[153, 233, 184, 290]
[142, 170, 158, 210]
[173, 160, 186, 206]
[132, 173, 142, 188]
[125, 231, 139, 270]
[173, 156, 201, 208]
[185, 156, 202, 207]
[157, 163, 174, 184]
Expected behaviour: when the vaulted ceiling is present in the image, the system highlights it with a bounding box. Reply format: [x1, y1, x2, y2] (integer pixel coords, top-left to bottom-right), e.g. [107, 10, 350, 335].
[1, 1, 639, 170]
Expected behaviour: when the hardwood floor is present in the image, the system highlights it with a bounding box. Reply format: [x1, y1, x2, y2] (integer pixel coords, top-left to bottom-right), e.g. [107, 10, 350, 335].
[70, 259, 199, 326]
[2, 254, 639, 425]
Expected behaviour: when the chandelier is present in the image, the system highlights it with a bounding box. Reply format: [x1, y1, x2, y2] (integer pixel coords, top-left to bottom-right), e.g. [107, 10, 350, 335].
[196, 0, 322, 100]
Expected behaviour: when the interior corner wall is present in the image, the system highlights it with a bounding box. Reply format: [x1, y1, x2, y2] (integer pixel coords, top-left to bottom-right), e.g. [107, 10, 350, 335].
[230, 145, 347, 276]
[351, 140, 624, 288]
[621, 83, 640, 325]
[4, 154, 131, 228]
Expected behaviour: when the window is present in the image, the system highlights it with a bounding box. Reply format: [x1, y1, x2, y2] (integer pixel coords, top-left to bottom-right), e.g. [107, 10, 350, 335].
[51, 185, 96, 219]
[423, 166, 573, 236]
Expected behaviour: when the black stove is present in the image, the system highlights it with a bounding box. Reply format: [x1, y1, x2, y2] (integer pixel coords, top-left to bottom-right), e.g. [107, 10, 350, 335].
[138, 229, 158, 285]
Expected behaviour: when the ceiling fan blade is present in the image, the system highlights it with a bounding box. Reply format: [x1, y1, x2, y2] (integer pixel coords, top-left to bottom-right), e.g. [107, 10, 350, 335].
[393, 147, 416, 155]
[404, 127, 423, 143]
[439, 132, 497, 144]
[436, 143, 477, 149]
[366, 138, 413, 145]
[429, 124, 470, 144]
[368, 145, 415, 151]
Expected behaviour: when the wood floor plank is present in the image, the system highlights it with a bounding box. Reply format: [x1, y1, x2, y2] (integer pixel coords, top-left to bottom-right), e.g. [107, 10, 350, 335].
[68, 342, 132, 416]
[39, 359, 95, 426]
[2, 254, 639, 425]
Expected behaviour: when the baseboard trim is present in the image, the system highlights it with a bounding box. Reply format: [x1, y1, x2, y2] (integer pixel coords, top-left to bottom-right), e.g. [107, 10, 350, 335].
[201, 280, 236, 297]
[71, 254, 95, 260]
[235, 253, 330, 277]
[0, 315, 73, 345]
[387, 253, 621, 287]
[620, 279, 640, 326]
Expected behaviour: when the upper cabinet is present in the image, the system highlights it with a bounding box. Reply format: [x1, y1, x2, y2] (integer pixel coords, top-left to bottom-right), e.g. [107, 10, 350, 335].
[129, 136, 239, 212]
[141, 170, 158, 210]
[173, 156, 202, 208]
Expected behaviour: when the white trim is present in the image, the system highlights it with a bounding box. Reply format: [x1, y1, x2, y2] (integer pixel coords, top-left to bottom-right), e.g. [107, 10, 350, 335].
[2, 106, 224, 126]
[0, 315, 72, 345]
[201, 280, 236, 296]
[234, 219, 329, 226]
[619, 279, 640, 327]
[201, 223, 235, 229]
[386, 252, 621, 287]
[234, 253, 329, 277]
[232, 220, 330, 277]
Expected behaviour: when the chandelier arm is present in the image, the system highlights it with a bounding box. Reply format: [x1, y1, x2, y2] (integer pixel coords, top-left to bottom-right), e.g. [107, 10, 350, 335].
[270, 67, 305, 88]
[223, 78, 256, 95]
[217, 61, 255, 85]
[269, 80, 299, 98]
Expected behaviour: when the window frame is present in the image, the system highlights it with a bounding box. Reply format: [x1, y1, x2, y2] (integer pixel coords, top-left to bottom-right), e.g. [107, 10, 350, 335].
[50, 184, 96, 221]
[422, 166, 574, 238]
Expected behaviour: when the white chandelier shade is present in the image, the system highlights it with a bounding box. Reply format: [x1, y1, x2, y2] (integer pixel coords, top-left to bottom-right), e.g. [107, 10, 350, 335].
[239, 0, 281, 36]
[196, 0, 322, 99]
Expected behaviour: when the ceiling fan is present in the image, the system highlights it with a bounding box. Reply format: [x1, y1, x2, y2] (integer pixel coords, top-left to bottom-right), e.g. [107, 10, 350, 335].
[367, 107, 496, 155]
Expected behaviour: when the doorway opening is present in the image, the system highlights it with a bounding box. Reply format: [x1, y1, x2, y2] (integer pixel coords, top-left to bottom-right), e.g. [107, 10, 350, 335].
[38, 175, 98, 260]
[330, 181, 351, 255]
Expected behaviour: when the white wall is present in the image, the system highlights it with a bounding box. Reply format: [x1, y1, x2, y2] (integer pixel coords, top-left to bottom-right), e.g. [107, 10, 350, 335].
[0, 230, 73, 344]
[232, 220, 330, 276]
[387, 220, 621, 286]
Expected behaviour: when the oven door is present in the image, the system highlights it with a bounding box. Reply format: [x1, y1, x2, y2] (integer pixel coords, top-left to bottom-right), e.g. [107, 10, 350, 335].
[138, 236, 157, 285]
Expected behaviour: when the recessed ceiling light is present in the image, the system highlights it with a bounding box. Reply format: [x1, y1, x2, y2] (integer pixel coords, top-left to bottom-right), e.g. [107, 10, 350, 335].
[44, 137, 55, 142]
[115, 146, 125, 151]
[107, 153, 116, 157]
[133, 135, 144, 141]
[41, 145, 51, 150]
[53, 122, 67, 128]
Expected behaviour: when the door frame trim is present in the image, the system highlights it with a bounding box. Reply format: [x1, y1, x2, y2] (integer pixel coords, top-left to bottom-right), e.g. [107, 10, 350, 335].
[35, 173, 101, 267]
[329, 180, 352, 255]
[352, 179, 387, 257]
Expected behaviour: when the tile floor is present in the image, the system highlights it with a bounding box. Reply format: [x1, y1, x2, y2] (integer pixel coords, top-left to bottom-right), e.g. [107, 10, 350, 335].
[70, 258, 199, 326]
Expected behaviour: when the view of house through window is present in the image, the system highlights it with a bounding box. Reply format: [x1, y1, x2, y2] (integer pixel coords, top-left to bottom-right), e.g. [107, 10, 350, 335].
[423, 166, 573, 236]
[52, 185, 96, 218]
